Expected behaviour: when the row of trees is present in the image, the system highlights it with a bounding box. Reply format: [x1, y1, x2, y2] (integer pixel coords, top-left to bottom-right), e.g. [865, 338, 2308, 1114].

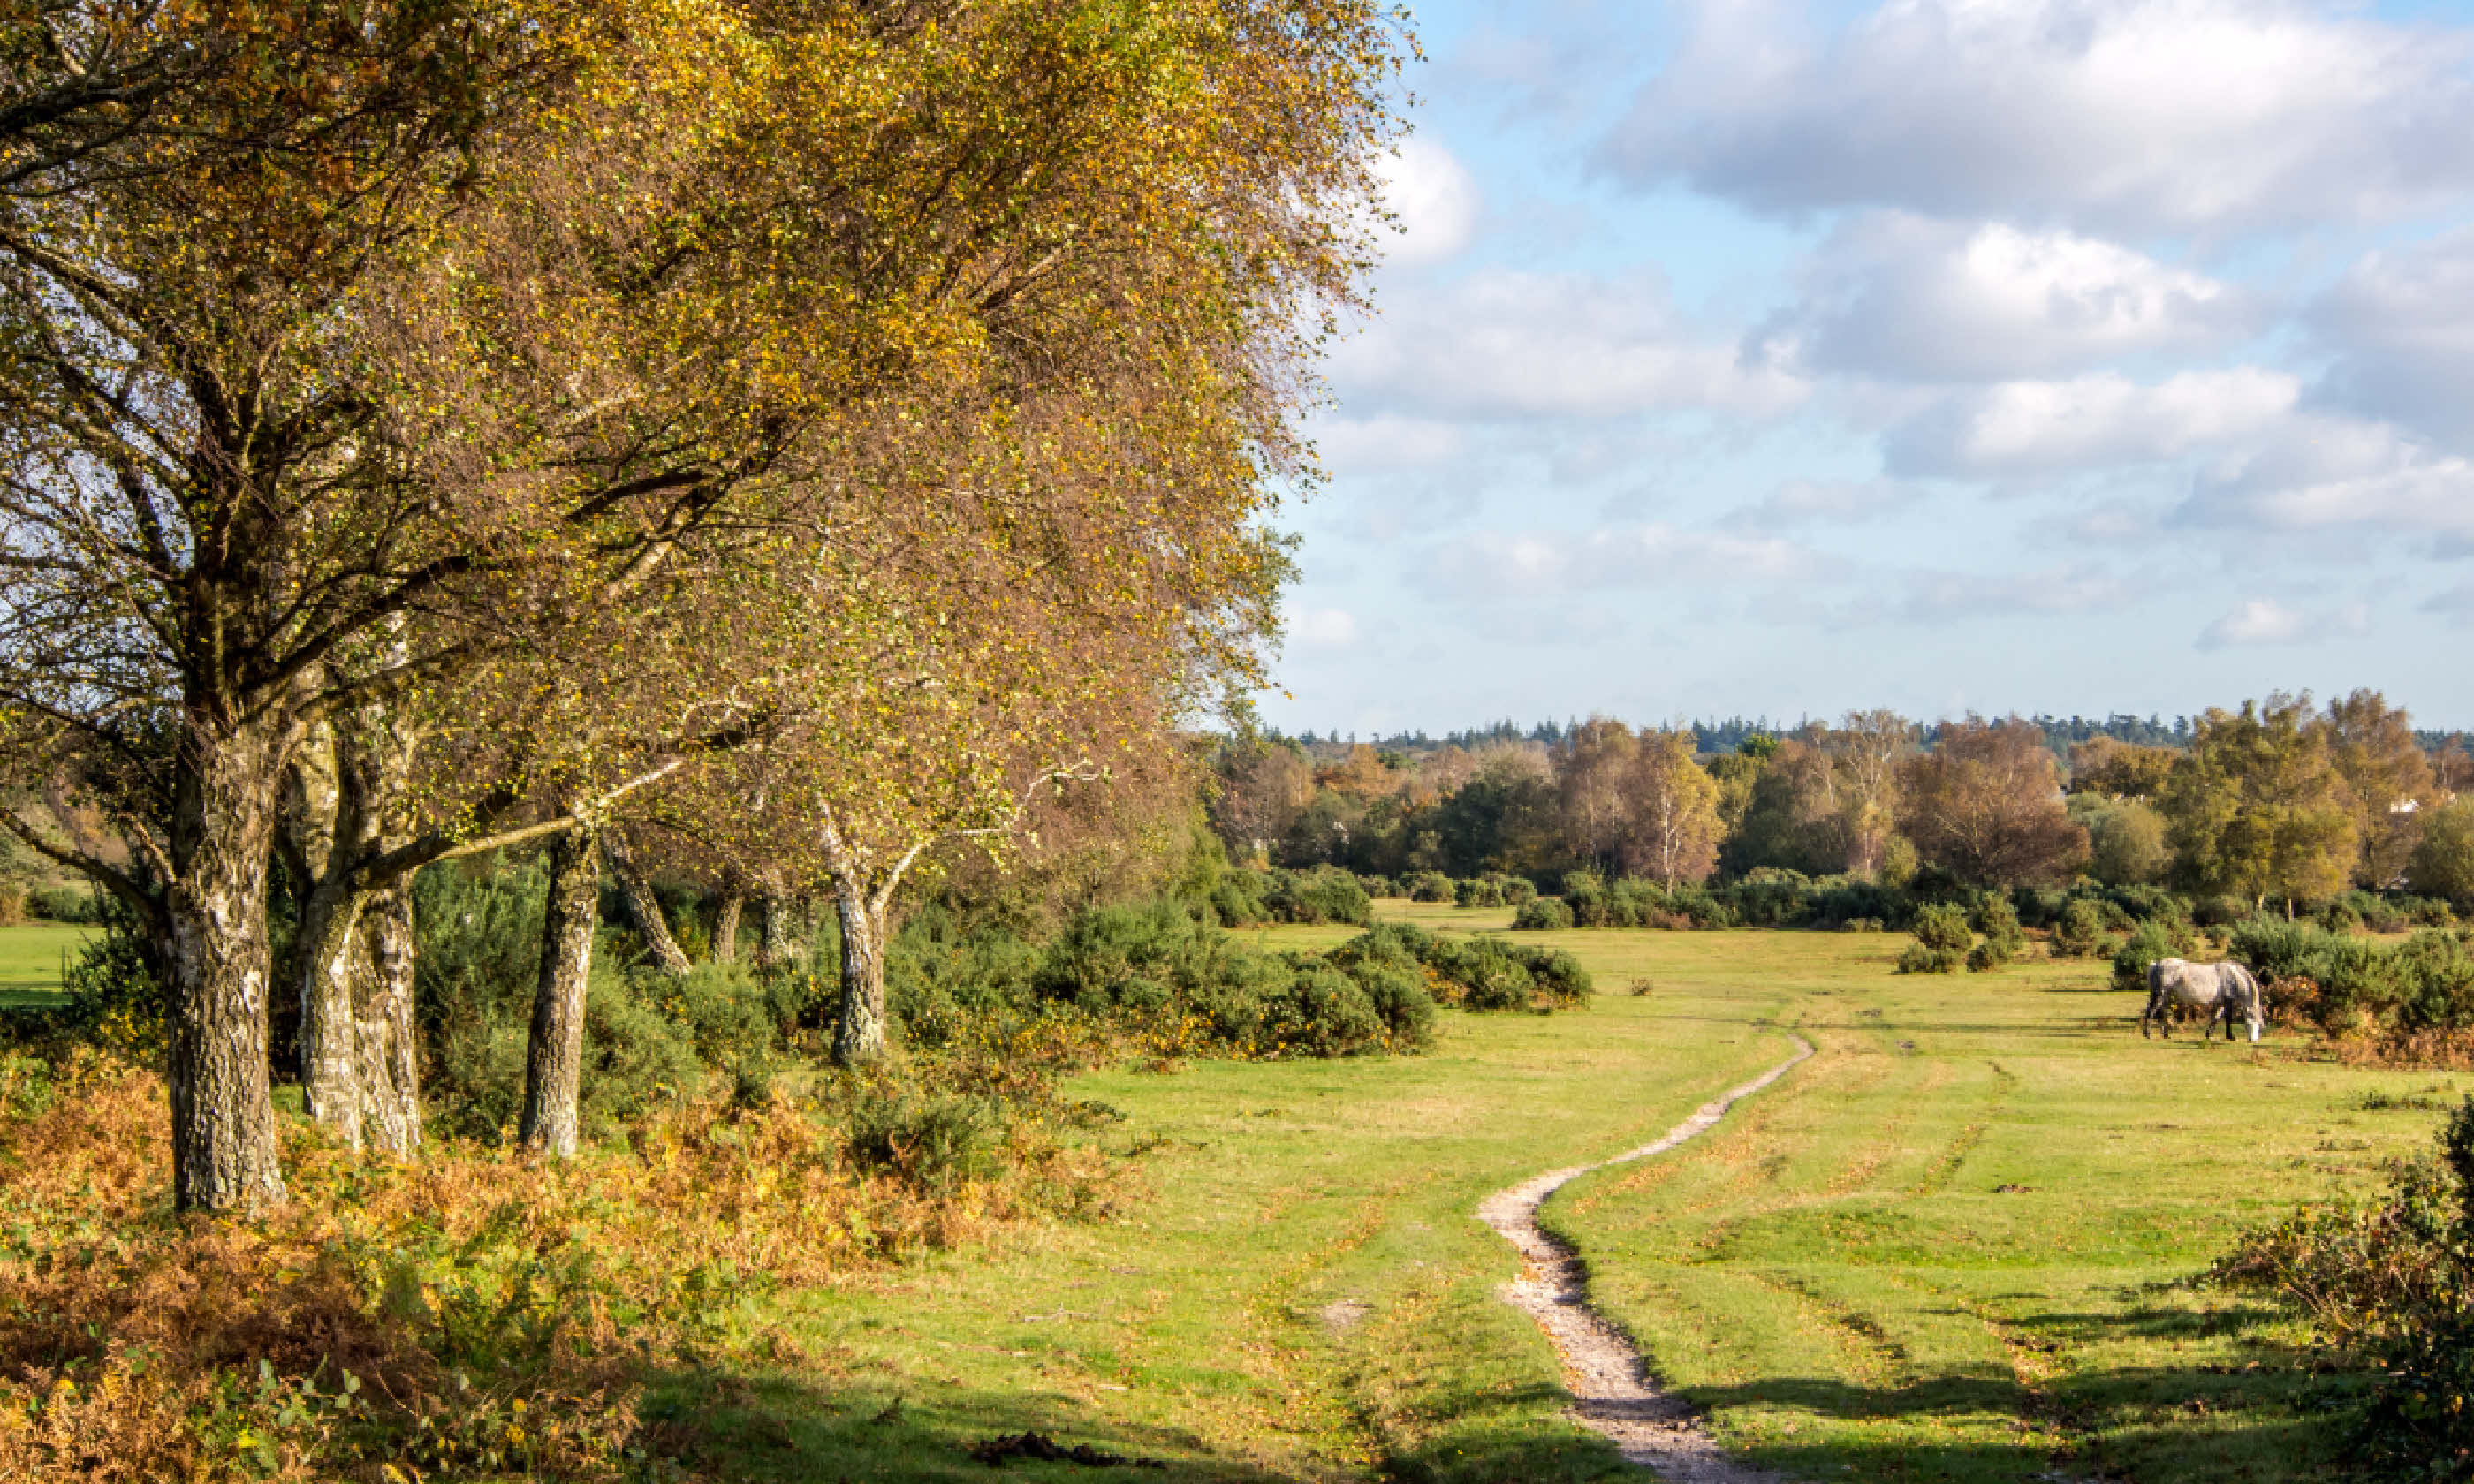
[1211, 691, 2474, 909]
[0, 0, 1405, 1208]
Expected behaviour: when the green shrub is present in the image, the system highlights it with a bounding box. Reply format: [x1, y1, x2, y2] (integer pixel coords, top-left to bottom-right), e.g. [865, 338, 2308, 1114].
[2111, 918, 2196, 993]
[2052, 899, 2109, 958]
[1501, 876, 1538, 906]
[841, 1086, 1006, 1193]
[1910, 904, 1971, 953]
[1511, 897, 1574, 931]
[27, 884, 102, 923]
[1897, 943, 1963, 974]
[1346, 960, 1438, 1049]
[1404, 870, 1455, 904]
[1263, 867, 1371, 926]
[1457, 942, 1534, 1011]
[1969, 897, 2027, 970]
[2208, 1099, 2474, 1477]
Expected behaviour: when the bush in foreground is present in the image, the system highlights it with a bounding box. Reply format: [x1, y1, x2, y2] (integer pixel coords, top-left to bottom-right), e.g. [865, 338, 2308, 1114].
[2207, 1098, 2474, 1478]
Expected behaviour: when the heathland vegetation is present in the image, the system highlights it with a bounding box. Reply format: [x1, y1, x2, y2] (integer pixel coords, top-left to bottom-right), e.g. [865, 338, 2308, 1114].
[7, 5, 2474, 1484]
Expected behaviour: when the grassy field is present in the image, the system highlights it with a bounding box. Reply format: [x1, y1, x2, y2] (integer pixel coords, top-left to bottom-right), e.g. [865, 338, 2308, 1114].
[658, 904, 2449, 1484]
[0, 920, 87, 1007]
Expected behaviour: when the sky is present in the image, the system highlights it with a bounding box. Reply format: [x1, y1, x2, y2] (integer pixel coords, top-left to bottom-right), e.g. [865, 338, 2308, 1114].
[1262, 0, 2474, 738]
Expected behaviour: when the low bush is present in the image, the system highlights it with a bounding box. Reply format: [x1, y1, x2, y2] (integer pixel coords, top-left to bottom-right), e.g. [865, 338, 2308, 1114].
[26, 884, 102, 923]
[1898, 903, 1972, 975]
[2205, 1098, 2474, 1477]
[2231, 920, 2474, 1047]
[1897, 942, 1963, 974]
[1260, 867, 1372, 927]
[1404, 870, 1455, 904]
[2110, 917, 2198, 992]
[1330, 921, 1590, 1012]
[1967, 897, 2027, 973]
[2051, 898, 2110, 958]
[1512, 896, 1575, 931]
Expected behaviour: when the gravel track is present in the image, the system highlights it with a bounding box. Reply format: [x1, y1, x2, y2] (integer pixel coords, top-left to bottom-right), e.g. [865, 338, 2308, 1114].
[1476, 1035, 1816, 1483]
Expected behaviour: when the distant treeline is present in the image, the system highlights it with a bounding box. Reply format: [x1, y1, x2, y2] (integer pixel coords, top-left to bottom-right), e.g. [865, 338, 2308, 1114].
[1288, 712, 2469, 762]
[1217, 692, 2474, 917]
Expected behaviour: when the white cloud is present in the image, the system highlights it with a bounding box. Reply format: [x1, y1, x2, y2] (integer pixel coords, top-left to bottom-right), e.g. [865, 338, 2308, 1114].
[1603, 0, 2474, 235]
[1425, 523, 1823, 600]
[1286, 607, 1361, 649]
[1887, 367, 2298, 476]
[2178, 415, 2474, 535]
[1331, 269, 1809, 420]
[2316, 225, 2474, 448]
[1771, 214, 2259, 381]
[1370, 136, 1484, 269]
[2195, 595, 2368, 648]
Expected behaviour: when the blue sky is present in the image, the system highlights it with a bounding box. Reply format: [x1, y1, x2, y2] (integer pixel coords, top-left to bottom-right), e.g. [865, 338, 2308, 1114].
[1264, 0, 2474, 736]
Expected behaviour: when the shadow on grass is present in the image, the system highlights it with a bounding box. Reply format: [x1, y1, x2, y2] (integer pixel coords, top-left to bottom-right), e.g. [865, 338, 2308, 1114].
[635, 1365, 1306, 1484]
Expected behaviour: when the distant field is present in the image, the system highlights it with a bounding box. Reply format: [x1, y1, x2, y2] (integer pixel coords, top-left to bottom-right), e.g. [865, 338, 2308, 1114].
[672, 903, 2432, 1484]
[0, 921, 87, 1008]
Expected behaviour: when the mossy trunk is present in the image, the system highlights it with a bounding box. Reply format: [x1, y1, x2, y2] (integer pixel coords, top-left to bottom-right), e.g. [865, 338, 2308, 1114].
[604, 827, 690, 975]
[521, 825, 601, 1159]
[830, 888, 887, 1065]
[164, 719, 292, 1213]
[711, 874, 746, 965]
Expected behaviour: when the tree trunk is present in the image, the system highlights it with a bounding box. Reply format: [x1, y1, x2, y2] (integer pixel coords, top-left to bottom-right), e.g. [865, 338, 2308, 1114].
[831, 885, 888, 1065]
[164, 720, 293, 1213]
[287, 715, 424, 1156]
[521, 825, 601, 1159]
[711, 873, 746, 965]
[603, 827, 691, 975]
[757, 882, 805, 972]
[353, 881, 422, 1156]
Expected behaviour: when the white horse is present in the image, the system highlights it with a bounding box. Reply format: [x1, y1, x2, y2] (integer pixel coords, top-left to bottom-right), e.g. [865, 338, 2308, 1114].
[2141, 958, 2264, 1043]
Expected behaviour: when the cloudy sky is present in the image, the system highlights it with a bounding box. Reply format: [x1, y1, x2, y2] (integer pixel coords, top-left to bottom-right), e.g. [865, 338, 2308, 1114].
[1264, 0, 2474, 737]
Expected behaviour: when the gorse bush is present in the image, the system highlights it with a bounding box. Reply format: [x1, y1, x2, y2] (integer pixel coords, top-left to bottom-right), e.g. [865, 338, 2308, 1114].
[1512, 896, 1574, 931]
[1327, 920, 1590, 1012]
[1965, 897, 2027, 973]
[2051, 898, 2111, 958]
[2208, 1099, 2474, 1477]
[2231, 920, 2474, 1047]
[1898, 904, 1970, 975]
[1404, 870, 1454, 904]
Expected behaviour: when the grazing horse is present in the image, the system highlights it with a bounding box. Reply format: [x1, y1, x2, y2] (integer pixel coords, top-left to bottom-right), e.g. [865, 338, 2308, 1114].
[2142, 958, 2264, 1043]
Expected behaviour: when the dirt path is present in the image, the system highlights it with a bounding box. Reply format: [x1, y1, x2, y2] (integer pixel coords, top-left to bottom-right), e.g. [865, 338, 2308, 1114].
[1476, 1034, 1816, 1483]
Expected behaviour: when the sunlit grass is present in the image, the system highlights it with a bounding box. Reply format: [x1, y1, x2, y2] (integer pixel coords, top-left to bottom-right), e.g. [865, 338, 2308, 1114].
[662, 908, 2440, 1481]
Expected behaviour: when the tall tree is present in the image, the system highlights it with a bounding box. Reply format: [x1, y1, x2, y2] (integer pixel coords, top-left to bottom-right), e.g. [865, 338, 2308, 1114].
[1558, 717, 1639, 875]
[1896, 719, 2087, 888]
[2160, 695, 2359, 912]
[0, 0, 1407, 1202]
[2322, 689, 2435, 890]
[1622, 730, 1721, 890]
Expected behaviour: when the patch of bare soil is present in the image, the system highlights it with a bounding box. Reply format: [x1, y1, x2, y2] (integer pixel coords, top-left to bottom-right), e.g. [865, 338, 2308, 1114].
[1476, 1036, 1815, 1483]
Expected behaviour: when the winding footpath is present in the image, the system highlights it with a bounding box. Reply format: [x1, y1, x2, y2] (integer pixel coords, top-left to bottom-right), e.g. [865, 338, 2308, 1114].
[1476, 1035, 1816, 1483]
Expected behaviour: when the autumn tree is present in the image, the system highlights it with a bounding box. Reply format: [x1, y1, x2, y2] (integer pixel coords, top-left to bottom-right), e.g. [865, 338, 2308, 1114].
[0, 0, 1406, 1201]
[1895, 719, 2087, 887]
[2068, 736, 2180, 800]
[1558, 717, 1640, 874]
[2322, 689, 2435, 889]
[1213, 738, 1316, 865]
[1622, 730, 1722, 889]
[2159, 695, 2359, 912]
[2409, 799, 2474, 905]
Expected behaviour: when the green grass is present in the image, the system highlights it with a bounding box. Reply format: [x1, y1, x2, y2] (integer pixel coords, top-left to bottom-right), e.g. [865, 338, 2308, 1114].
[0, 920, 88, 1008]
[637, 906, 2455, 1480]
